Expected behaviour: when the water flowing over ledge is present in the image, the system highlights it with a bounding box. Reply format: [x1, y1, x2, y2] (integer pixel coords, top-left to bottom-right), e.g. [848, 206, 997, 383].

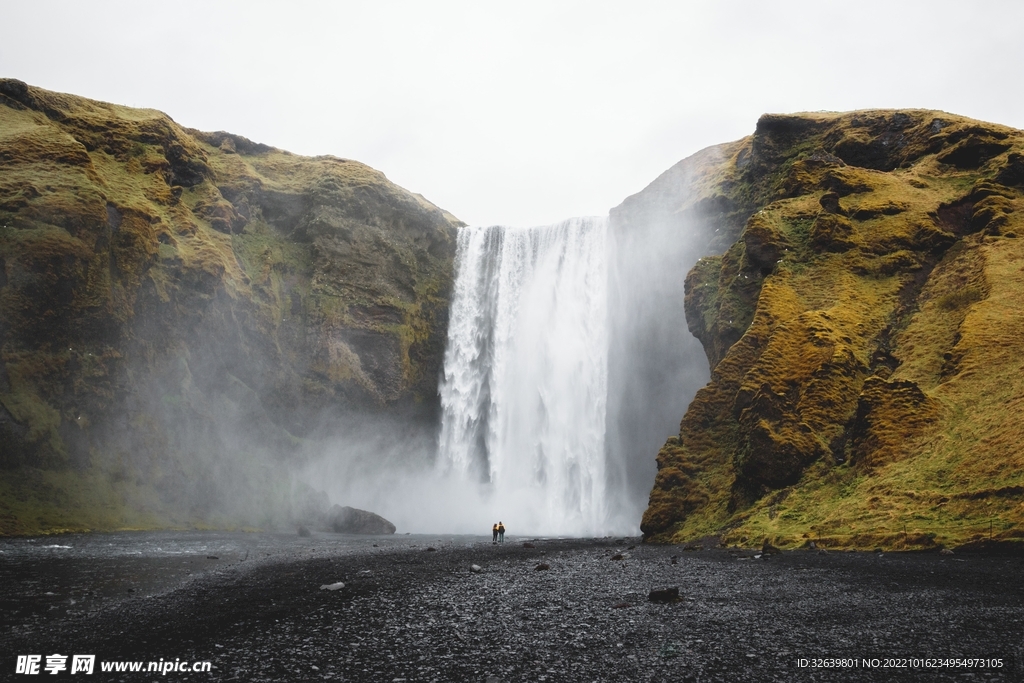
[438, 217, 612, 536]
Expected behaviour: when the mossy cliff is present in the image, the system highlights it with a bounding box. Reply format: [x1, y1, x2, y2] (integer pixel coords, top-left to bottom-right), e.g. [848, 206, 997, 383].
[632, 109, 1024, 549]
[0, 80, 461, 534]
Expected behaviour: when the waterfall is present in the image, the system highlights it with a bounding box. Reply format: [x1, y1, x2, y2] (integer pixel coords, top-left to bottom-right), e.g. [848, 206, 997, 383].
[438, 217, 613, 536]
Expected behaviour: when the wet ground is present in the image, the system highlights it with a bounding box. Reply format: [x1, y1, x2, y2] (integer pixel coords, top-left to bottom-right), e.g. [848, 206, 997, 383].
[2, 532, 1023, 681]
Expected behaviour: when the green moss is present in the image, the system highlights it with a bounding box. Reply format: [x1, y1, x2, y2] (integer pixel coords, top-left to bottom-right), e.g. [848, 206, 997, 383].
[0, 468, 167, 536]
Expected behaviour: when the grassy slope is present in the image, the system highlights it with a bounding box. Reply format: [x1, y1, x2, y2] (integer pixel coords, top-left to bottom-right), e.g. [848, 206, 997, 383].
[640, 110, 1024, 549]
[0, 80, 460, 535]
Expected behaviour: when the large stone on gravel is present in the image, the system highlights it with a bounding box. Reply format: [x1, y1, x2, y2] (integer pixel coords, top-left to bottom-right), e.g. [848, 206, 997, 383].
[648, 587, 681, 604]
[323, 505, 396, 535]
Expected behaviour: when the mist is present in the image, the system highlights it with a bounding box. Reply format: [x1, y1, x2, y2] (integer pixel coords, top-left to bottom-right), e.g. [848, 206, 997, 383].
[286, 188, 722, 537]
[3, 96, 726, 538]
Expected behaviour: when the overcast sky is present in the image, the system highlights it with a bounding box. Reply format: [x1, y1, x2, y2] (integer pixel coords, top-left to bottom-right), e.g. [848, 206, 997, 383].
[4, 1, 1023, 227]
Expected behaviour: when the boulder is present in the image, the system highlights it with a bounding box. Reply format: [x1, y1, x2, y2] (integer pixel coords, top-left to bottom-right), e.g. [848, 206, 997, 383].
[323, 505, 396, 535]
[648, 587, 681, 604]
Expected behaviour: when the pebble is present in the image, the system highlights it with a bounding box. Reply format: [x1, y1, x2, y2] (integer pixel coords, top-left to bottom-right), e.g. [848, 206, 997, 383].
[319, 582, 345, 591]
[5, 537, 1020, 683]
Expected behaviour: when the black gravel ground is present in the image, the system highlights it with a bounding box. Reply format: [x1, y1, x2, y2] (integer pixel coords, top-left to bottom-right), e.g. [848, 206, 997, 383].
[3, 537, 1023, 682]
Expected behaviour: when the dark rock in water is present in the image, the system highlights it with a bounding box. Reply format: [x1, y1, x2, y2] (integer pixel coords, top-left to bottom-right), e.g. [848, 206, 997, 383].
[534, 563, 551, 571]
[323, 505, 396, 535]
[522, 542, 536, 548]
[206, 556, 219, 560]
[297, 525, 311, 537]
[426, 547, 437, 552]
[610, 553, 627, 561]
[648, 587, 681, 604]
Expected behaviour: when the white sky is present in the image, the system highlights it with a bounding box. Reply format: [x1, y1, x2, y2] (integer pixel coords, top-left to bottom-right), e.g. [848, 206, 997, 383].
[3, 1, 1023, 227]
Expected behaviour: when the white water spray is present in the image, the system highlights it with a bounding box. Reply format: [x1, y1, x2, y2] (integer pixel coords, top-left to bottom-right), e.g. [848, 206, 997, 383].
[438, 217, 616, 536]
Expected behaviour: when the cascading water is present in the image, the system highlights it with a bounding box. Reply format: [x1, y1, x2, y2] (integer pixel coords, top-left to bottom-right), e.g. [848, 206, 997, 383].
[438, 217, 613, 536]
[310, 208, 706, 536]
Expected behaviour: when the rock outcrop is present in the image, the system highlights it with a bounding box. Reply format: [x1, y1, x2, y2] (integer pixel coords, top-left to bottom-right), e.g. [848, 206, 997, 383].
[0, 80, 461, 534]
[635, 110, 1024, 550]
[323, 505, 396, 535]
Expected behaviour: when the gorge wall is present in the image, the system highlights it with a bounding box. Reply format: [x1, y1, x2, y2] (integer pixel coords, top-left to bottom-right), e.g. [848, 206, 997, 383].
[4, 78, 1023, 546]
[634, 110, 1024, 549]
[0, 80, 461, 534]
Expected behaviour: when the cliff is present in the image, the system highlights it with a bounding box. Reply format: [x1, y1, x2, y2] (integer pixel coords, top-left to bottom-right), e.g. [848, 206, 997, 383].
[0, 80, 461, 534]
[632, 109, 1024, 549]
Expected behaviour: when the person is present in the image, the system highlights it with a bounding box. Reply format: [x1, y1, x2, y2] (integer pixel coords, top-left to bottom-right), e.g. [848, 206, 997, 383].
[492, 523, 498, 544]
[498, 521, 505, 543]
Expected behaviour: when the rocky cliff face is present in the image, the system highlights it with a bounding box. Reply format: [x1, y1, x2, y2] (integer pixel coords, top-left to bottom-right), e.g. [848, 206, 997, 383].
[635, 110, 1024, 549]
[0, 80, 461, 534]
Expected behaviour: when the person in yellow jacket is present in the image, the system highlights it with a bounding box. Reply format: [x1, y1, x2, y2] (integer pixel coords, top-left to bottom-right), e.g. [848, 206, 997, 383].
[492, 523, 499, 543]
[497, 521, 505, 543]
